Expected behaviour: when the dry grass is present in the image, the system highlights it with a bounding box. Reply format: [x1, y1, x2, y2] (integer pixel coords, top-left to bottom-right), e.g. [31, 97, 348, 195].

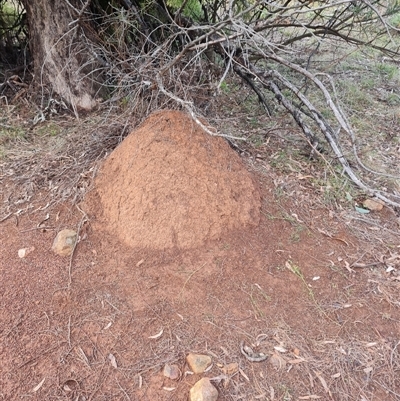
[0, 109, 134, 218]
[1, 36, 400, 401]
[13, 293, 398, 400]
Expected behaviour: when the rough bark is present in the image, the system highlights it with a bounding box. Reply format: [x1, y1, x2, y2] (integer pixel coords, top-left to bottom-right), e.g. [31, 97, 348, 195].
[21, 0, 101, 112]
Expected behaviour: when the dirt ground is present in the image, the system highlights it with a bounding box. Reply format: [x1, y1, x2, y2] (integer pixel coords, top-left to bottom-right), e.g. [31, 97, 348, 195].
[1, 110, 400, 401]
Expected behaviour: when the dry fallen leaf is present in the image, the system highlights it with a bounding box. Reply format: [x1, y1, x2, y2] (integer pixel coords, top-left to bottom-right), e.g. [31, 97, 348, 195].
[297, 174, 313, 180]
[209, 374, 228, 386]
[274, 345, 288, 353]
[62, 379, 79, 393]
[103, 321, 112, 330]
[314, 371, 331, 396]
[288, 358, 307, 364]
[309, 372, 314, 388]
[222, 362, 239, 375]
[270, 385, 275, 401]
[148, 328, 163, 339]
[204, 364, 213, 373]
[239, 368, 250, 381]
[108, 353, 118, 368]
[31, 378, 45, 392]
[76, 347, 90, 367]
[269, 353, 287, 370]
[344, 261, 354, 273]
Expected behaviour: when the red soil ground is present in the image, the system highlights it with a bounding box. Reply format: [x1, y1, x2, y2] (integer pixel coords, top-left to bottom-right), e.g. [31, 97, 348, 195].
[1, 111, 399, 401]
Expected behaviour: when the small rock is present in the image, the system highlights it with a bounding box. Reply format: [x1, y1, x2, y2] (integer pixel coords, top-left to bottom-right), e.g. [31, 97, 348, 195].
[363, 199, 384, 211]
[163, 364, 180, 380]
[186, 353, 212, 374]
[52, 229, 77, 256]
[189, 378, 218, 401]
[18, 246, 35, 258]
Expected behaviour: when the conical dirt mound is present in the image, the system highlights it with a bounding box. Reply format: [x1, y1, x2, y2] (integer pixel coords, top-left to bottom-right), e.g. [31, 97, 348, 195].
[89, 110, 261, 249]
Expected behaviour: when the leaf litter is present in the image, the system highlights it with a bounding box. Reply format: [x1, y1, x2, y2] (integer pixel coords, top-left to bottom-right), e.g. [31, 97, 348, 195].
[1, 101, 400, 401]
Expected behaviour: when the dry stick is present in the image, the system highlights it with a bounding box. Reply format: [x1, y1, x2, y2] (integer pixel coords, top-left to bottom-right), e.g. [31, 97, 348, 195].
[266, 53, 400, 181]
[217, 47, 235, 92]
[245, 57, 400, 207]
[315, 71, 399, 179]
[116, 379, 132, 401]
[390, 340, 400, 372]
[67, 204, 89, 289]
[257, 76, 337, 177]
[188, 32, 243, 51]
[174, 0, 190, 22]
[374, 380, 400, 399]
[240, 17, 399, 177]
[233, 66, 272, 116]
[0, 212, 12, 222]
[65, 0, 92, 26]
[158, 1, 260, 76]
[266, 69, 400, 207]
[4, 315, 25, 337]
[178, 262, 207, 299]
[348, 216, 400, 236]
[155, 74, 246, 141]
[17, 342, 67, 369]
[67, 315, 72, 348]
[191, 15, 399, 205]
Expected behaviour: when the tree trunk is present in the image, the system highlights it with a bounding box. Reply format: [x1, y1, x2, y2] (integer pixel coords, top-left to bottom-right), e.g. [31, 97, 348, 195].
[21, 0, 101, 113]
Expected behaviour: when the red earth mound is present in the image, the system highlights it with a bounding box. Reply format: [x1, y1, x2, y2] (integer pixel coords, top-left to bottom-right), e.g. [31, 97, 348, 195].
[87, 110, 261, 249]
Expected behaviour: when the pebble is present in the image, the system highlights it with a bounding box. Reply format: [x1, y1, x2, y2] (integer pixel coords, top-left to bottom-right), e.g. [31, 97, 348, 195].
[52, 229, 77, 256]
[163, 364, 180, 380]
[363, 199, 384, 211]
[189, 378, 218, 401]
[186, 353, 212, 374]
[18, 246, 35, 258]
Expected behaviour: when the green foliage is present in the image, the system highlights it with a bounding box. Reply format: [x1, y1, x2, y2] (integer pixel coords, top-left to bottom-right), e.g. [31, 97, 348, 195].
[0, 0, 18, 36]
[0, 124, 25, 144]
[35, 122, 60, 137]
[385, 92, 400, 105]
[390, 12, 400, 27]
[167, 0, 203, 19]
[375, 62, 399, 80]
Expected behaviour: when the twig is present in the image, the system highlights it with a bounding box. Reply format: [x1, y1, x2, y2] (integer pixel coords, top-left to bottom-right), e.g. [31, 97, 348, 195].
[0, 213, 13, 223]
[178, 263, 207, 298]
[67, 204, 89, 288]
[116, 379, 132, 401]
[156, 73, 246, 141]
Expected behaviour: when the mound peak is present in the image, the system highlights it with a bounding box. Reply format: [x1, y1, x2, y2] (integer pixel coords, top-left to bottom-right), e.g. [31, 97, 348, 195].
[89, 110, 261, 249]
